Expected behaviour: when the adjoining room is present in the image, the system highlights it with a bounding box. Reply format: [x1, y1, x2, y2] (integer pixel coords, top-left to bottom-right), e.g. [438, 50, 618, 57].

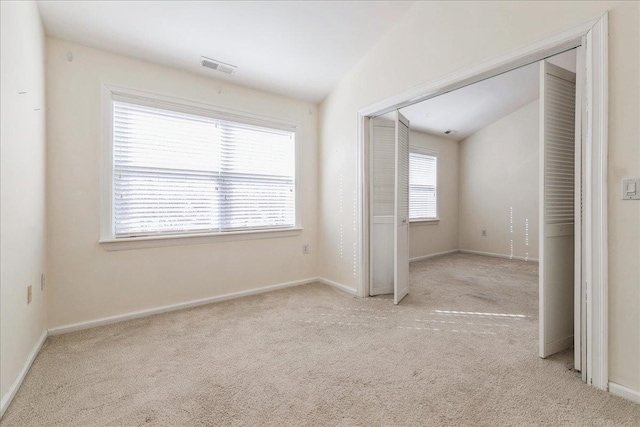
[368, 48, 579, 362]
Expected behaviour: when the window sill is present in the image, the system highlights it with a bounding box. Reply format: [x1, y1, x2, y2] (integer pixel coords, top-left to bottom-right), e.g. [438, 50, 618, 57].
[99, 227, 304, 251]
[410, 218, 440, 225]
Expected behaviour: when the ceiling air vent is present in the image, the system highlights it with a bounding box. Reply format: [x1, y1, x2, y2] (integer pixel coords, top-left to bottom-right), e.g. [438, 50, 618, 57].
[444, 129, 458, 135]
[201, 57, 237, 75]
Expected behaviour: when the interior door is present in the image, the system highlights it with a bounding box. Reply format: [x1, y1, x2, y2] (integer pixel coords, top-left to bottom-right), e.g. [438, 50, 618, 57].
[370, 117, 395, 296]
[539, 61, 577, 358]
[394, 111, 410, 304]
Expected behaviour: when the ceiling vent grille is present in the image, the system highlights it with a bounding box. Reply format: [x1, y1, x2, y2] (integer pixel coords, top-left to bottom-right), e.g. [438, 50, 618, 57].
[201, 57, 237, 75]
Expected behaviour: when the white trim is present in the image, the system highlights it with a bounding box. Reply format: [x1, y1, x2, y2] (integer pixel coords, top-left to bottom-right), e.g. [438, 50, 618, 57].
[0, 330, 48, 419]
[100, 84, 114, 241]
[410, 249, 459, 263]
[409, 218, 440, 225]
[100, 83, 303, 248]
[584, 13, 609, 391]
[48, 278, 353, 336]
[319, 277, 357, 296]
[105, 84, 301, 131]
[48, 278, 318, 336]
[608, 382, 640, 404]
[100, 227, 303, 251]
[574, 40, 585, 374]
[357, 115, 370, 298]
[460, 249, 539, 263]
[409, 145, 438, 157]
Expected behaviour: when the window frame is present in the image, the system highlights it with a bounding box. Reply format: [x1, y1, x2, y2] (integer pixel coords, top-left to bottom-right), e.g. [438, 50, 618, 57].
[408, 146, 439, 224]
[100, 84, 302, 250]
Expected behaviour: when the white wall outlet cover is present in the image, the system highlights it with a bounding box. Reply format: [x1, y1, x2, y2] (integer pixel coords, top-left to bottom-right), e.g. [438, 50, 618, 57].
[621, 178, 640, 200]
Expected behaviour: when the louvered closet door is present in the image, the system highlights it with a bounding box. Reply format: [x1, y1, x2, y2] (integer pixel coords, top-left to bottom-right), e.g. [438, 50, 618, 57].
[370, 117, 395, 296]
[394, 111, 410, 305]
[539, 61, 576, 358]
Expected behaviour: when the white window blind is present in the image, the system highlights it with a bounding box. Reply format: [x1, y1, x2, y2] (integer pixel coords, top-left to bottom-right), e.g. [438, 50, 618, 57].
[113, 101, 295, 237]
[409, 152, 437, 220]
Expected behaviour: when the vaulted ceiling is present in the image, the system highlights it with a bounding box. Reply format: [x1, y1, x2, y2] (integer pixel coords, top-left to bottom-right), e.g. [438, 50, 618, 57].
[36, 1, 414, 103]
[400, 49, 577, 141]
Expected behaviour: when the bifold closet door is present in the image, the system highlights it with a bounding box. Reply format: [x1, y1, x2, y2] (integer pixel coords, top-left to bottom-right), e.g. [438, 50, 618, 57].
[370, 117, 395, 296]
[539, 60, 577, 358]
[369, 112, 410, 304]
[393, 111, 410, 305]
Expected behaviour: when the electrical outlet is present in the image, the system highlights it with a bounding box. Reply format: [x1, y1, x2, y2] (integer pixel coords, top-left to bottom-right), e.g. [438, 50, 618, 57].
[41, 273, 45, 291]
[482, 230, 487, 237]
[27, 285, 32, 304]
[302, 244, 309, 254]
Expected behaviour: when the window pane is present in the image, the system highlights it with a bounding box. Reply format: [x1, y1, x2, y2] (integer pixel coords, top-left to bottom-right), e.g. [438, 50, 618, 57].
[219, 121, 295, 230]
[114, 169, 219, 235]
[409, 153, 437, 219]
[113, 101, 220, 236]
[114, 102, 220, 172]
[112, 100, 296, 237]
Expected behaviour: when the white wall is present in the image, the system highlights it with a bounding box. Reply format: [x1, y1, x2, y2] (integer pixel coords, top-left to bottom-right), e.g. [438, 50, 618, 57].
[0, 0, 47, 410]
[46, 39, 318, 329]
[458, 101, 539, 261]
[409, 131, 459, 260]
[318, 1, 639, 393]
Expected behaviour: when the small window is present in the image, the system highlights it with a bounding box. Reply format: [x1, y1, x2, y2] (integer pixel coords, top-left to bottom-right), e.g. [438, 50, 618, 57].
[409, 152, 437, 220]
[102, 87, 299, 243]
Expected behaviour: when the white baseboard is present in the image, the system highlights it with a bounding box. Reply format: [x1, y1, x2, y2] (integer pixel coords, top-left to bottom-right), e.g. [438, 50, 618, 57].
[48, 278, 318, 336]
[410, 249, 460, 263]
[319, 277, 357, 296]
[1, 330, 48, 419]
[609, 382, 640, 404]
[460, 249, 539, 262]
[541, 335, 574, 359]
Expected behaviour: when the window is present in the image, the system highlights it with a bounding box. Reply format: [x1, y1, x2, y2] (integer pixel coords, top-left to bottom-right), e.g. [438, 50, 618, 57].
[409, 152, 437, 220]
[102, 86, 299, 245]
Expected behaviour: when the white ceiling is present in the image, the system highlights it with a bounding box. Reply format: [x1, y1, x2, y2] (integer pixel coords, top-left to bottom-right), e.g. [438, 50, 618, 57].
[400, 49, 577, 141]
[36, 1, 414, 103]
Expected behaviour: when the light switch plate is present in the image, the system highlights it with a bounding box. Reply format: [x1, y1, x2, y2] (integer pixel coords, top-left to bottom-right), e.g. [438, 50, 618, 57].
[622, 178, 640, 200]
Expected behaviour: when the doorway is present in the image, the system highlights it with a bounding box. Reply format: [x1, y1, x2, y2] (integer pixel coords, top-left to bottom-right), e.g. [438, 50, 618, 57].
[368, 49, 579, 358]
[356, 13, 608, 391]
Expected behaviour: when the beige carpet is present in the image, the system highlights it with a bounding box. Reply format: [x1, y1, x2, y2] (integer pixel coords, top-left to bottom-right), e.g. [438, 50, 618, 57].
[3, 253, 639, 426]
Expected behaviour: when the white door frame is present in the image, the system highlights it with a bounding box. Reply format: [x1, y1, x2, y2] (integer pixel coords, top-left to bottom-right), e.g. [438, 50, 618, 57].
[355, 13, 608, 390]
